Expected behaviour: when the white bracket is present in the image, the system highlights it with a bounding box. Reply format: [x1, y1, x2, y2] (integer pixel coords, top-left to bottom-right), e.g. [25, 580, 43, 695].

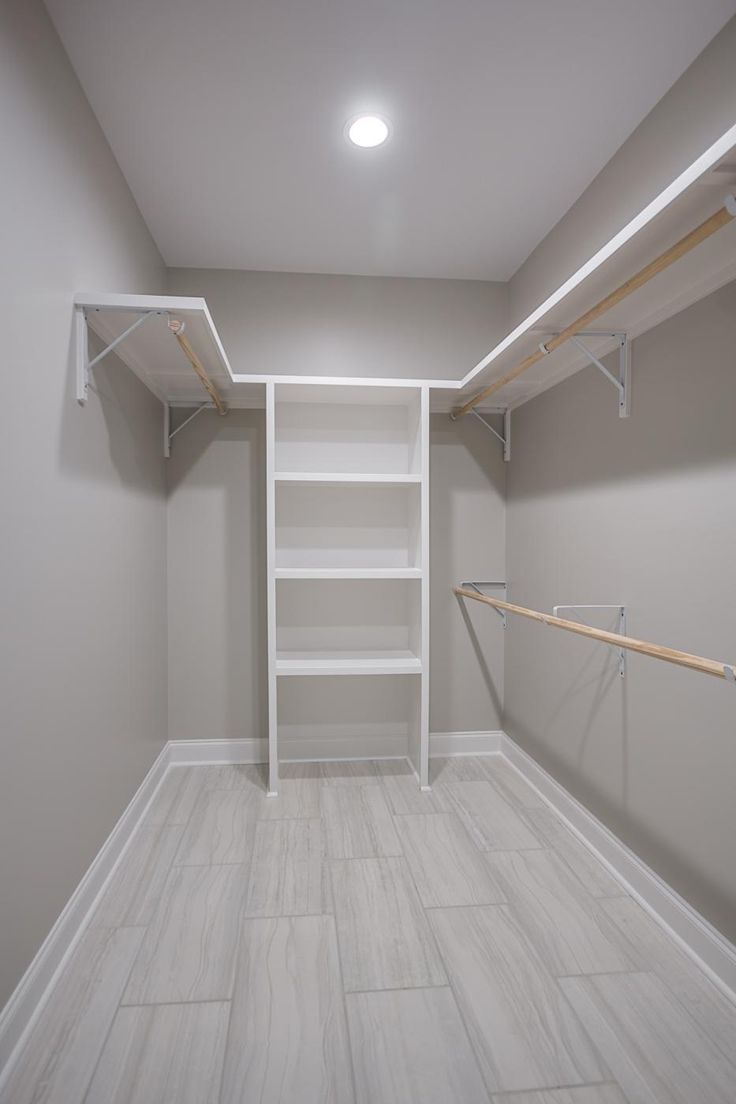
[566, 331, 631, 418]
[552, 604, 627, 678]
[460, 580, 508, 627]
[470, 408, 511, 461]
[75, 307, 165, 404]
[164, 402, 212, 458]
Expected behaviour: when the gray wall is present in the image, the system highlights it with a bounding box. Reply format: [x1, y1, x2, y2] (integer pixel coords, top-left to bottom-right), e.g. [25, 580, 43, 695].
[509, 17, 736, 326]
[167, 411, 267, 744]
[167, 267, 508, 381]
[0, 0, 167, 1005]
[504, 282, 736, 940]
[430, 413, 505, 733]
[166, 409, 506, 748]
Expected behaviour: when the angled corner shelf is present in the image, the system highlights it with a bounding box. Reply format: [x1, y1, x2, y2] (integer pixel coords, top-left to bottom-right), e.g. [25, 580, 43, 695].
[74, 292, 265, 455]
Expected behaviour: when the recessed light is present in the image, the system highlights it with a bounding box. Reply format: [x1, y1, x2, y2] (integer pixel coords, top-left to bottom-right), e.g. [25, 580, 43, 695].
[346, 115, 391, 148]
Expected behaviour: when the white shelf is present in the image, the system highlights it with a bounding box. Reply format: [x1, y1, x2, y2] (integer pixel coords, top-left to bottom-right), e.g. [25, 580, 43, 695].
[275, 567, 423, 580]
[276, 650, 422, 676]
[274, 472, 422, 486]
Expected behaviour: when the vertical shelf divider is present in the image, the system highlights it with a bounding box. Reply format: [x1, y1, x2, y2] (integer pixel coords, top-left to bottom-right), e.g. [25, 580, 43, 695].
[419, 385, 430, 788]
[265, 381, 279, 796]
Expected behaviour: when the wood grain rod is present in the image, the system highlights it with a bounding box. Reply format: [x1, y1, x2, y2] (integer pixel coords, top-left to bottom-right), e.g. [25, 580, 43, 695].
[169, 323, 227, 416]
[453, 200, 735, 418]
[454, 587, 735, 682]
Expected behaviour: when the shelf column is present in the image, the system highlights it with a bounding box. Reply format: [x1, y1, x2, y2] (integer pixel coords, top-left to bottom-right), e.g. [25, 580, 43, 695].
[265, 381, 278, 795]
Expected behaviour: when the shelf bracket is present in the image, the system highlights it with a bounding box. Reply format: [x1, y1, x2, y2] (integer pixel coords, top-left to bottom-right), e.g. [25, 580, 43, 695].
[164, 402, 213, 458]
[470, 408, 511, 461]
[460, 581, 508, 627]
[76, 307, 163, 404]
[567, 331, 631, 418]
[552, 604, 627, 677]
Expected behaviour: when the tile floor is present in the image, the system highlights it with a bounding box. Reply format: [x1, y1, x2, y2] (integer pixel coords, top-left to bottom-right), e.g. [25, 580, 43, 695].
[2, 755, 735, 1103]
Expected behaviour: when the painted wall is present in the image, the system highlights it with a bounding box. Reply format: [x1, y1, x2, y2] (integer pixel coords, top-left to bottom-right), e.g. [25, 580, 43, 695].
[509, 17, 736, 327]
[429, 413, 505, 734]
[166, 408, 506, 749]
[504, 282, 736, 941]
[167, 411, 267, 748]
[167, 267, 508, 381]
[0, 0, 167, 1005]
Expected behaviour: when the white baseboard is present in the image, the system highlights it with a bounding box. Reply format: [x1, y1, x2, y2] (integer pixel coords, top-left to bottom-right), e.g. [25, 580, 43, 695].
[501, 731, 736, 1004]
[0, 742, 171, 1079]
[168, 737, 266, 764]
[430, 730, 503, 756]
[168, 730, 503, 764]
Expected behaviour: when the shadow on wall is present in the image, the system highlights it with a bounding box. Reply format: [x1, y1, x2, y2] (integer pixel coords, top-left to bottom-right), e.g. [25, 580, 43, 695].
[505, 679, 736, 939]
[509, 283, 736, 501]
[429, 412, 506, 731]
[166, 408, 268, 745]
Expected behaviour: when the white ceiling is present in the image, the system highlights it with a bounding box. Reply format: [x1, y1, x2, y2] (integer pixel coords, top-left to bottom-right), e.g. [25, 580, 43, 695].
[48, 0, 735, 280]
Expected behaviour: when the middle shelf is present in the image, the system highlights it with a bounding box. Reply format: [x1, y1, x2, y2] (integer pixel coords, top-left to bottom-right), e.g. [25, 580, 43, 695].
[275, 481, 421, 573]
[275, 578, 422, 677]
[275, 650, 422, 676]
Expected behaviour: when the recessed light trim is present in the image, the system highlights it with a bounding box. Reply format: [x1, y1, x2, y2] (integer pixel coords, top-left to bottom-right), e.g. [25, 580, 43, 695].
[346, 114, 391, 148]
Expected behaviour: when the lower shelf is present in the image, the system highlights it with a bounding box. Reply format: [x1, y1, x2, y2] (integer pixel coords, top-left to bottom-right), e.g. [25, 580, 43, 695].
[275, 650, 422, 676]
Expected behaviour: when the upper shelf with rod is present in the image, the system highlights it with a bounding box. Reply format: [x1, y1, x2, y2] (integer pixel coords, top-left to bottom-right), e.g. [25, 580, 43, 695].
[450, 128, 736, 419]
[74, 292, 264, 414]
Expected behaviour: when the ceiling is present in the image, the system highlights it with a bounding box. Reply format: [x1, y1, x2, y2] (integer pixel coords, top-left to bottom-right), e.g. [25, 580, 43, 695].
[48, 0, 735, 280]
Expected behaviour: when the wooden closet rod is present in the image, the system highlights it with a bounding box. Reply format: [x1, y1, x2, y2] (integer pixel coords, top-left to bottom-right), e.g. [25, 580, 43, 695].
[168, 320, 227, 416]
[452, 198, 735, 419]
[454, 587, 736, 682]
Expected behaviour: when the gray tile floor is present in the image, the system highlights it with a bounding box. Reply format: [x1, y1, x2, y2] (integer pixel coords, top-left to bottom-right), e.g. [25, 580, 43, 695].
[3, 755, 736, 1103]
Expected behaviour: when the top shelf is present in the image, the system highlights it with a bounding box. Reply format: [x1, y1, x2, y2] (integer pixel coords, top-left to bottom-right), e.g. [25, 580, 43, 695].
[274, 388, 423, 476]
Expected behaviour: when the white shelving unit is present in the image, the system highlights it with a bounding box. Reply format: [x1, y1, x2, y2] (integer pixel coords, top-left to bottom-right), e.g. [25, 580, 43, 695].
[266, 382, 430, 794]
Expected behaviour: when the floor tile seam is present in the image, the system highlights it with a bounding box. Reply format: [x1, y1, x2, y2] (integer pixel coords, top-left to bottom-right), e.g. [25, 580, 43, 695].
[322, 859, 360, 1103]
[77, 926, 149, 1104]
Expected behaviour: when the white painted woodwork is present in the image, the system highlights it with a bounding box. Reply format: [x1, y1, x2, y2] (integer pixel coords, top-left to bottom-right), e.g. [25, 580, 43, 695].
[266, 382, 430, 790]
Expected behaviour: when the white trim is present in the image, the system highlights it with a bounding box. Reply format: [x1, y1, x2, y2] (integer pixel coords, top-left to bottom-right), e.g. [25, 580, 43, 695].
[168, 737, 267, 765]
[167, 731, 504, 764]
[430, 730, 503, 756]
[500, 731, 736, 1005]
[0, 743, 171, 1081]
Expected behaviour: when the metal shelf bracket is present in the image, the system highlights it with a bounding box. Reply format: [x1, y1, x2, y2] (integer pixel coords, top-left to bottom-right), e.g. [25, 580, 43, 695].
[552, 604, 628, 677]
[469, 408, 511, 461]
[76, 307, 165, 405]
[567, 331, 631, 418]
[163, 402, 213, 458]
[460, 581, 508, 627]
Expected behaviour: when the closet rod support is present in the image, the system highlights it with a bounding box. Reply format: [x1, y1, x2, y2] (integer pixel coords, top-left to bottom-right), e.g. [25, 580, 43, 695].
[459, 580, 508, 627]
[553, 605, 627, 677]
[469, 409, 511, 461]
[163, 402, 214, 458]
[77, 308, 163, 404]
[565, 332, 630, 417]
